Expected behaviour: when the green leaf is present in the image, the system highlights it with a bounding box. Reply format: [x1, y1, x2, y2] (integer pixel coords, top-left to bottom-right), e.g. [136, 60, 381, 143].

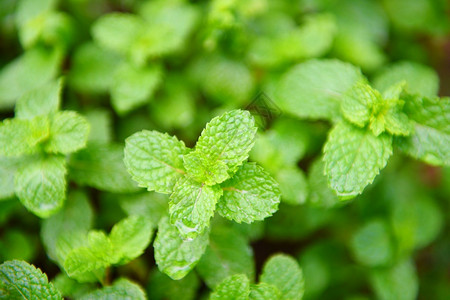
[0, 230, 36, 262]
[15, 78, 62, 119]
[92, 13, 144, 55]
[307, 159, 339, 208]
[69, 143, 139, 193]
[276, 59, 364, 120]
[41, 190, 94, 263]
[124, 130, 189, 193]
[351, 219, 393, 267]
[52, 273, 95, 299]
[147, 270, 200, 300]
[69, 42, 122, 93]
[110, 215, 153, 264]
[0, 116, 50, 157]
[119, 192, 168, 226]
[84, 109, 113, 144]
[249, 282, 281, 300]
[373, 61, 439, 97]
[79, 278, 146, 300]
[323, 122, 393, 197]
[260, 254, 304, 300]
[370, 260, 418, 300]
[169, 177, 222, 239]
[45, 111, 90, 154]
[15, 155, 67, 218]
[197, 227, 255, 288]
[276, 167, 308, 206]
[217, 163, 280, 223]
[0, 157, 21, 200]
[183, 151, 229, 186]
[341, 81, 379, 127]
[0, 46, 62, 110]
[210, 274, 250, 300]
[194, 110, 257, 175]
[154, 217, 209, 280]
[111, 63, 162, 115]
[0, 260, 61, 300]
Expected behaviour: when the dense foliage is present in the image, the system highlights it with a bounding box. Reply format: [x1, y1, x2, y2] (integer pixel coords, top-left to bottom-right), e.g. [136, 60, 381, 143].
[0, 0, 449, 299]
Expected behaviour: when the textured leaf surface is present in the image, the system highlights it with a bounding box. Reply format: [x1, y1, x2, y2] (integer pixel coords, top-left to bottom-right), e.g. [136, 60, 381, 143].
[276, 59, 363, 120]
[124, 130, 189, 193]
[249, 282, 281, 300]
[0, 260, 61, 300]
[197, 227, 255, 288]
[194, 110, 257, 174]
[341, 81, 379, 127]
[15, 78, 62, 119]
[183, 151, 229, 186]
[218, 163, 280, 223]
[324, 122, 393, 197]
[69, 143, 139, 193]
[210, 274, 250, 300]
[260, 254, 304, 300]
[110, 215, 153, 264]
[169, 177, 222, 239]
[154, 217, 209, 280]
[79, 278, 146, 300]
[45, 111, 90, 154]
[15, 156, 67, 218]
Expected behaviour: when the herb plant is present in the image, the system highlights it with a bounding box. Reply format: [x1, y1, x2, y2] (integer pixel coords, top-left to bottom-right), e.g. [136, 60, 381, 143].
[0, 0, 449, 299]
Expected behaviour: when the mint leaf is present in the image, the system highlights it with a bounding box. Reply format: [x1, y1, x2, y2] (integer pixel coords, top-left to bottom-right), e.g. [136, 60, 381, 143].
[154, 217, 209, 280]
[69, 143, 139, 193]
[124, 130, 189, 193]
[109, 215, 153, 264]
[276, 167, 308, 205]
[373, 61, 439, 97]
[0, 260, 61, 300]
[217, 163, 280, 223]
[0, 116, 50, 157]
[45, 111, 90, 154]
[197, 227, 255, 288]
[260, 254, 304, 300]
[276, 59, 363, 120]
[249, 282, 281, 300]
[15, 156, 67, 218]
[148, 270, 200, 300]
[111, 63, 162, 115]
[0, 157, 20, 200]
[210, 274, 250, 300]
[324, 122, 393, 197]
[0, 46, 62, 110]
[52, 273, 95, 299]
[183, 151, 229, 186]
[15, 78, 62, 119]
[194, 109, 257, 174]
[351, 219, 393, 267]
[341, 81, 379, 127]
[119, 192, 168, 226]
[84, 109, 113, 144]
[169, 177, 222, 239]
[41, 190, 94, 263]
[79, 278, 146, 300]
[307, 159, 339, 208]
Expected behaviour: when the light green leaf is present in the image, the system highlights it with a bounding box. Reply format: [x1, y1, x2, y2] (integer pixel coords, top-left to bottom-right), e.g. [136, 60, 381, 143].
[341, 81, 379, 127]
[45, 111, 90, 154]
[111, 63, 162, 115]
[324, 122, 393, 197]
[52, 273, 95, 299]
[276, 59, 364, 120]
[0, 157, 20, 200]
[15, 155, 67, 218]
[84, 109, 113, 144]
[154, 217, 209, 280]
[217, 163, 280, 223]
[249, 282, 281, 300]
[79, 278, 146, 300]
[69, 43, 122, 93]
[370, 260, 418, 300]
[373, 61, 439, 97]
[41, 190, 94, 263]
[194, 110, 257, 175]
[307, 159, 339, 208]
[0, 260, 61, 300]
[169, 177, 222, 239]
[69, 143, 139, 193]
[351, 219, 393, 267]
[383, 106, 411, 136]
[119, 192, 168, 226]
[92, 13, 143, 55]
[276, 167, 308, 206]
[110, 215, 153, 264]
[210, 274, 250, 300]
[183, 151, 230, 186]
[15, 78, 62, 119]
[197, 227, 255, 288]
[260, 254, 304, 300]
[0, 46, 62, 110]
[124, 130, 189, 193]
[0, 116, 50, 157]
